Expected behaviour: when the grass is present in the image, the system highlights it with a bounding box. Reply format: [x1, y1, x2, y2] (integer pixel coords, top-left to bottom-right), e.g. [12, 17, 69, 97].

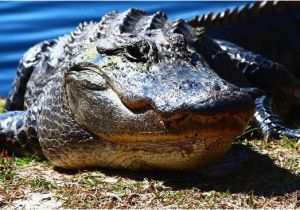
[0, 100, 299, 208]
[0, 151, 56, 207]
[1, 139, 299, 208]
[0, 99, 4, 113]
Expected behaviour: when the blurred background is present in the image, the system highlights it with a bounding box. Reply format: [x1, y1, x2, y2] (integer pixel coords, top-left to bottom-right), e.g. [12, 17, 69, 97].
[0, 1, 249, 97]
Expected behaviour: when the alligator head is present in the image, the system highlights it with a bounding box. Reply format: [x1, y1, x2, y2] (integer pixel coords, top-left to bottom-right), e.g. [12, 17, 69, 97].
[63, 9, 254, 169]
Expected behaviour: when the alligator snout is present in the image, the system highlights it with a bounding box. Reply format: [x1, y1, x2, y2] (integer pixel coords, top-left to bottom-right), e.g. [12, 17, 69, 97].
[155, 90, 255, 139]
[149, 89, 254, 120]
[110, 61, 255, 136]
[66, 58, 255, 143]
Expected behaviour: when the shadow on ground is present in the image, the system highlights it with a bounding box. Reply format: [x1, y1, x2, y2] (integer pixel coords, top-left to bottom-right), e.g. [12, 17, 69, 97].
[54, 144, 300, 197]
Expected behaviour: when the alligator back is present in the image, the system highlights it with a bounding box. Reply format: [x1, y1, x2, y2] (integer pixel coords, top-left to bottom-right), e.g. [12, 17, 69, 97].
[188, 1, 300, 78]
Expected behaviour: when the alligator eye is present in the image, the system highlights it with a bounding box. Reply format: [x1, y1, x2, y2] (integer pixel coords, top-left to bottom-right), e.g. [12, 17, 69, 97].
[124, 42, 150, 62]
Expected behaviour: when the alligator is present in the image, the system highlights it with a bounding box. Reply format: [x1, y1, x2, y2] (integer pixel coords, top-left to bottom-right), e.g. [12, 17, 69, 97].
[0, 1, 300, 170]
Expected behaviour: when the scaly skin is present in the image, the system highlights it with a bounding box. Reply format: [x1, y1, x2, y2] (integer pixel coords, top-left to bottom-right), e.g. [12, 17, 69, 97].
[0, 4, 299, 170]
[188, 1, 300, 78]
[188, 1, 300, 140]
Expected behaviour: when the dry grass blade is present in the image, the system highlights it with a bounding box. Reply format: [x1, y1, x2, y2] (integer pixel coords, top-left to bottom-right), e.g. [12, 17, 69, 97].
[0, 100, 299, 208]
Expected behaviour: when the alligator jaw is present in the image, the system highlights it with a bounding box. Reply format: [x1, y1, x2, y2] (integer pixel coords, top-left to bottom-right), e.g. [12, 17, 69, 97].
[97, 107, 254, 143]
[66, 72, 254, 144]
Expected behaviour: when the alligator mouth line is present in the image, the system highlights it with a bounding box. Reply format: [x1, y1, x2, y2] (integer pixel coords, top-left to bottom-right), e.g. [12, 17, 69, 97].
[73, 78, 254, 143]
[91, 81, 253, 142]
[97, 111, 252, 143]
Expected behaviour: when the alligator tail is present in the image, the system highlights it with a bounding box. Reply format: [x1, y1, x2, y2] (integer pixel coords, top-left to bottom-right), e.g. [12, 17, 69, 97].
[188, 1, 300, 78]
[253, 96, 300, 141]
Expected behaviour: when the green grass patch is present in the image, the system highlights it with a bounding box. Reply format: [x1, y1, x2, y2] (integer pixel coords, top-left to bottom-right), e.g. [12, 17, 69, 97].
[0, 139, 299, 208]
[0, 152, 45, 168]
[51, 139, 299, 208]
[0, 99, 299, 208]
[0, 99, 4, 113]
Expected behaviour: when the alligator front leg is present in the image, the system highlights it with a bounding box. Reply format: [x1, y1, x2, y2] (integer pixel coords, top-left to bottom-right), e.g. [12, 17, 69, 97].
[0, 109, 43, 156]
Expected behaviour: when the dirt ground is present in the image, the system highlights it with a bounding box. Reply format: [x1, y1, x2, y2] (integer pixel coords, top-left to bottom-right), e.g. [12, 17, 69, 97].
[0, 100, 299, 208]
[0, 139, 299, 209]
